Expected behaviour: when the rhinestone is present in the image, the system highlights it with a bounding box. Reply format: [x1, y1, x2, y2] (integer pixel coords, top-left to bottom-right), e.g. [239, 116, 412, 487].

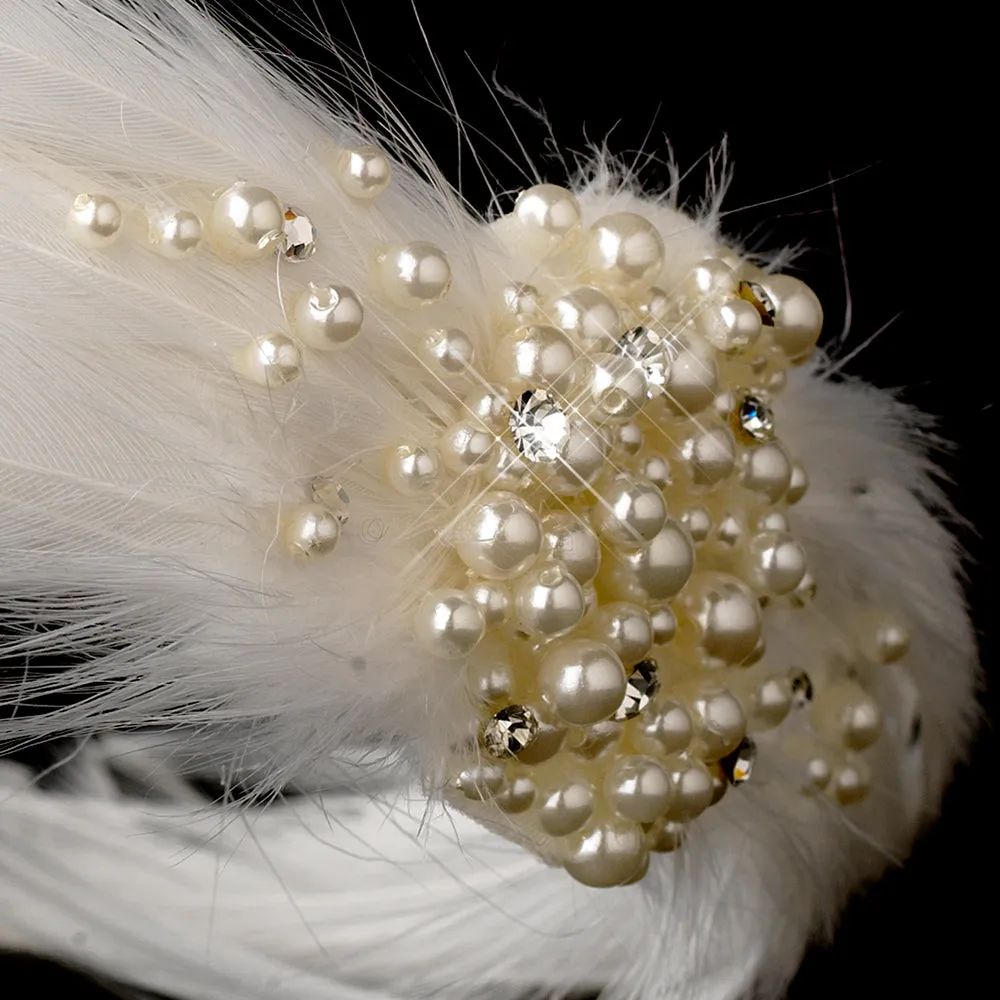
[738, 280, 776, 324]
[482, 704, 540, 757]
[281, 207, 317, 261]
[719, 735, 757, 784]
[734, 393, 775, 443]
[789, 669, 814, 708]
[614, 658, 660, 720]
[615, 326, 671, 396]
[509, 389, 570, 463]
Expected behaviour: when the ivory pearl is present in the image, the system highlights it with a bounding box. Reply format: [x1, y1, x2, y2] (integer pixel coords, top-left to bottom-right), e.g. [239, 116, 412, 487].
[538, 420, 609, 496]
[550, 286, 623, 352]
[492, 324, 577, 394]
[685, 257, 738, 299]
[538, 639, 627, 726]
[457, 764, 504, 799]
[334, 145, 392, 199]
[67, 193, 122, 248]
[512, 562, 586, 638]
[785, 461, 809, 504]
[283, 504, 341, 558]
[541, 511, 601, 585]
[649, 604, 677, 645]
[744, 530, 808, 596]
[635, 701, 692, 755]
[691, 689, 747, 760]
[752, 675, 793, 729]
[292, 283, 364, 350]
[242, 333, 302, 386]
[605, 521, 694, 601]
[683, 573, 762, 668]
[501, 282, 542, 326]
[463, 384, 510, 430]
[680, 427, 737, 486]
[513, 183, 582, 254]
[209, 182, 284, 260]
[590, 602, 653, 665]
[640, 454, 672, 489]
[664, 757, 714, 820]
[495, 776, 536, 813]
[740, 442, 793, 501]
[872, 620, 911, 664]
[539, 780, 594, 836]
[413, 589, 485, 659]
[386, 443, 440, 496]
[146, 207, 202, 258]
[696, 297, 762, 353]
[832, 757, 871, 804]
[453, 492, 542, 579]
[586, 212, 665, 291]
[593, 474, 667, 549]
[421, 326, 474, 376]
[563, 823, 648, 887]
[465, 581, 511, 631]
[375, 241, 452, 307]
[465, 658, 514, 704]
[587, 353, 648, 422]
[439, 420, 495, 474]
[661, 335, 720, 416]
[752, 273, 824, 361]
[605, 756, 672, 823]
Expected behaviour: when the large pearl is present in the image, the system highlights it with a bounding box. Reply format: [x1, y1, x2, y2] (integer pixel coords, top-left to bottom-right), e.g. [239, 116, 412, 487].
[500, 283, 542, 327]
[375, 241, 452, 307]
[550, 286, 622, 352]
[386, 442, 440, 495]
[283, 504, 341, 557]
[334, 145, 392, 199]
[753, 273, 824, 361]
[564, 822, 648, 887]
[512, 562, 586, 638]
[146, 207, 202, 258]
[590, 602, 653, 665]
[541, 511, 601, 584]
[292, 283, 364, 350]
[635, 701, 692, 755]
[465, 658, 514, 704]
[685, 257, 738, 299]
[586, 353, 648, 423]
[538, 639, 627, 726]
[664, 758, 715, 820]
[604, 520, 695, 601]
[538, 420, 609, 496]
[696, 297, 762, 353]
[740, 442, 793, 501]
[209, 182, 284, 260]
[682, 573, 762, 668]
[752, 675, 793, 729]
[661, 335, 720, 416]
[420, 327, 475, 376]
[605, 756, 672, 823]
[538, 780, 593, 836]
[241, 333, 302, 385]
[67, 193, 122, 248]
[495, 776, 537, 813]
[513, 183, 582, 255]
[744, 530, 808, 595]
[413, 589, 485, 658]
[690, 689, 747, 760]
[593, 474, 667, 549]
[465, 581, 511, 631]
[679, 427, 737, 486]
[586, 213, 665, 291]
[439, 420, 495, 474]
[492, 325, 577, 394]
[453, 492, 542, 579]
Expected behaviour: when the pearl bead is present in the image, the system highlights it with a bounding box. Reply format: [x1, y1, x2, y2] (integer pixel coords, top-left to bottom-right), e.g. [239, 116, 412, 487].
[241, 333, 302, 386]
[696, 297, 762, 353]
[615, 422, 643, 456]
[465, 658, 514, 704]
[752, 675, 793, 729]
[495, 776, 536, 813]
[541, 511, 601, 584]
[465, 581, 511, 631]
[146, 207, 202, 258]
[334, 145, 392, 199]
[385, 442, 440, 496]
[636, 286, 671, 322]
[501, 282, 542, 326]
[686, 257, 738, 299]
[453, 492, 542, 579]
[636, 701, 692, 755]
[550, 286, 622, 352]
[67, 193, 122, 247]
[814, 683, 883, 751]
[789, 571, 817, 607]
[662, 335, 720, 416]
[208, 182, 284, 260]
[805, 756, 832, 791]
[292, 283, 364, 350]
[664, 758, 714, 820]
[564, 822, 648, 888]
[640, 454, 672, 489]
[756, 511, 790, 533]
[753, 274, 824, 361]
[650, 819, 687, 853]
[462, 384, 510, 430]
[606, 521, 695, 601]
[375, 241, 451, 308]
[512, 562, 586, 638]
[586, 213, 665, 291]
[649, 604, 677, 645]
[840, 697, 882, 750]
[740, 442, 793, 501]
[683, 573, 762, 668]
[591, 602, 653, 665]
[586, 353, 648, 423]
[457, 764, 504, 799]
[570, 720, 623, 759]
[605, 756, 672, 823]
[680, 427, 737, 486]
[538, 420, 609, 496]
[413, 589, 485, 659]
[680, 507, 713, 542]
[871, 619, 910, 664]
[439, 420, 495, 474]
[283, 504, 341, 557]
[785, 461, 809, 504]
[715, 513, 744, 548]
[744, 530, 808, 596]
[593, 474, 667, 549]
[831, 757, 871, 805]
[480, 444, 532, 493]
[512, 183, 581, 254]
[538, 639, 627, 726]
[538, 780, 593, 836]
[492, 325, 577, 394]
[691, 689, 747, 760]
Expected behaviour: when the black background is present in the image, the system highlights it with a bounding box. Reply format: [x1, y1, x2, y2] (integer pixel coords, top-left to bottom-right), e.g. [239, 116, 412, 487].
[4, 2, 993, 997]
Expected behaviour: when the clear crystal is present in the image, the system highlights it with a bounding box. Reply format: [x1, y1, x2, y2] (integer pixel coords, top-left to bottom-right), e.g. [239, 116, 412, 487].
[281, 207, 317, 261]
[615, 326, 670, 396]
[510, 389, 570, 463]
[738, 280, 776, 324]
[736, 393, 775, 442]
[614, 658, 660, 720]
[720, 735, 757, 784]
[483, 704, 540, 757]
[789, 669, 814, 708]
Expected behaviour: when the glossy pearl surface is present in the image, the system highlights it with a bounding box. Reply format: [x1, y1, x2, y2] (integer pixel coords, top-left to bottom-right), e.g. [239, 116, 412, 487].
[587, 353, 648, 422]
[607, 520, 695, 601]
[538, 780, 593, 836]
[593, 474, 667, 548]
[513, 183, 581, 254]
[334, 145, 392, 199]
[550, 286, 622, 351]
[68, 193, 122, 247]
[465, 659, 514, 704]
[146, 207, 202, 258]
[754, 273, 824, 361]
[439, 420, 495, 473]
[636, 701, 692, 755]
[605, 756, 672, 823]
[538, 639, 627, 726]
[696, 297, 762, 353]
[413, 589, 485, 658]
[242, 333, 302, 386]
[292, 283, 364, 350]
[283, 504, 341, 558]
[563, 822, 648, 887]
[591, 602, 653, 665]
[453, 492, 542, 579]
[586, 212, 665, 291]
[492, 325, 577, 394]
[680, 427, 737, 486]
[740, 442, 793, 501]
[683, 573, 762, 667]
[512, 562, 586, 638]
[661, 335, 720, 416]
[691, 689, 747, 760]
[744, 530, 808, 595]
[386, 443, 440, 496]
[209, 182, 284, 260]
[540, 511, 601, 584]
[465, 581, 511, 631]
[375, 241, 452, 307]
[420, 327, 474, 375]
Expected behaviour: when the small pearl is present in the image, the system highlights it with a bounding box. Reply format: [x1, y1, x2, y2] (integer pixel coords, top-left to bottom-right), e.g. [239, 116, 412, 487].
[715, 513, 744, 548]
[512, 183, 581, 255]
[636, 286, 671, 322]
[538, 780, 593, 836]
[292, 283, 364, 350]
[685, 257, 738, 299]
[586, 353, 648, 423]
[813, 683, 883, 751]
[691, 689, 747, 761]
[662, 335, 720, 417]
[640, 454, 672, 489]
[740, 442, 793, 501]
[283, 504, 341, 558]
[538, 639, 627, 726]
[386, 442, 440, 496]
[744, 530, 808, 596]
[375, 241, 451, 308]
[439, 420, 495, 474]
[465, 581, 511, 630]
[680, 427, 737, 486]
[334, 145, 392, 199]
[696, 297, 762, 353]
[615, 422, 643, 456]
[492, 325, 577, 394]
[586, 213, 665, 291]
[501, 282, 542, 326]
[650, 819, 687, 853]
[463, 384, 510, 430]
[649, 604, 677, 645]
[605, 520, 695, 601]
[538, 420, 609, 496]
[550, 286, 623, 352]
[831, 757, 871, 805]
[563, 822, 648, 888]
[664, 757, 714, 820]
[788, 571, 817, 607]
[593, 474, 667, 549]
[465, 658, 514, 704]
[209, 182, 284, 260]
[805, 756, 833, 791]
[68, 193, 122, 247]
[752, 273, 824, 361]
[453, 492, 542, 579]
[872, 619, 911, 664]
[413, 589, 485, 658]
[495, 776, 536, 813]
[635, 701, 692, 755]
[756, 511, 790, 533]
[785, 462, 809, 504]
[241, 333, 302, 386]
[512, 562, 586, 638]
[680, 507, 713, 542]
[541, 511, 601, 584]
[146, 207, 202, 258]
[590, 602, 653, 665]
[605, 756, 672, 823]
[752, 675, 793, 729]
[457, 764, 504, 799]
[683, 573, 762, 668]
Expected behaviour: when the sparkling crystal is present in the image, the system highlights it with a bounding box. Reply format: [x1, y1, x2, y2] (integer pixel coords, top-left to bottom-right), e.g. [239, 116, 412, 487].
[483, 704, 540, 757]
[738, 280, 776, 324]
[789, 669, 814, 708]
[720, 735, 757, 784]
[615, 326, 671, 396]
[614, 658, 661, 720]
[281, 207, 317, 261]
[509, 389, 570, 463]
[735, 393, 775, 442]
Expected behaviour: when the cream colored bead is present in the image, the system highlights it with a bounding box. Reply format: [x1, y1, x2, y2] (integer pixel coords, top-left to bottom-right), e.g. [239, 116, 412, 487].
[650, 819, 687, 853]
[385, 442, 440, 496]
[495, 776, 536, 813]
[453, 492, 542, 579]
[696, 297, 762, 353]
[752, 675, 793, 729]
[615, 422, 643, 456]
[813, 682, 883, 751]
[374, 241, 451, 307]
[440, 420, 495, 474]
[585, 212, 665, 292]
[661, 335, 720, 416]
[563, 822, 648, 887]
[541, 511, 601, 584]
[664, 757, 714, 820]
[501, 282, 542, 326]
[685, 257, 738, 299]
[756, 511, 790, 533]
[68, 193, 123, 248]
[283, 504, 341, 558]
[513, 183, 582, 255]
[744, 530, 808, 596]
[590, 602, 653, 665]
[208, 182, 284, 260]
[593, 474, 667, 549]
[683, 573, 762, 668]
[680, 426, 736, 486]
[740, 441, 793, 501]
[587, 353, 648, 422]
[691, 689, 747, 760]
[538, 420, 609, 496]
[492, 324, 577, 394]
[417, 327, 474, 376]
[871, 619, 911, 664]
[292, 283, 364, 350]
[752, 273, 824, 361]
[605, 756, 672, 823]
[146, 207, 202, 258]
[241, 333, 302, 386]
[636, 285, 671, 322]
[538, 639, 627, 726]
[512, 562, 586, 638]
[457, 764, 504, 799]
[465, 658, 514, 704]
[413, 589, 485, 659]
[805, 756, 833, 791]
[785, 461, 809, 504]
[680, 507, 712, 542]
[516, 718, 567, 765]
[334, 145, 392, 199]
[831, 757, 871, 805]
[605, 520, 695, 601]
[570, 720, 623, 759]
[538, 780, 594, 836]
[649, 604, 677, 644]
[635, 701, 692, 755]
[550, 286, 623, 351]
[640, 454, 672, 489]
[463, 384, 510, 430]
[465, 581, 511, 631]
